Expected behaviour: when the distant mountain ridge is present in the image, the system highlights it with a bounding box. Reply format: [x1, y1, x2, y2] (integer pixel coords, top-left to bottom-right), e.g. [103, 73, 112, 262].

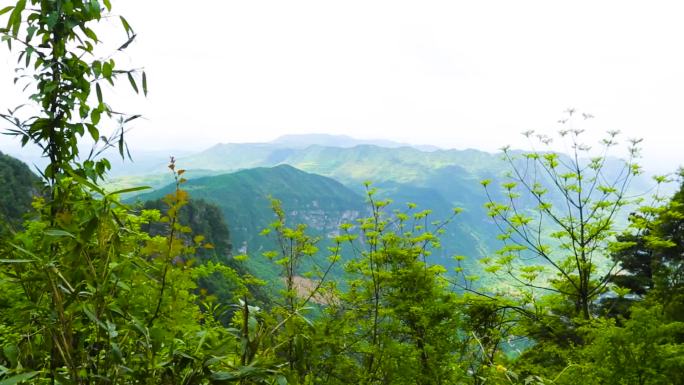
[176, 139, 503, 184]
[105, 135, 506, 199]
[270, 134, 441, 151]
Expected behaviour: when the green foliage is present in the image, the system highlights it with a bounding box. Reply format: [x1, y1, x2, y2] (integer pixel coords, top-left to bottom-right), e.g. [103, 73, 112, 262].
[142, 197, 232, 260]
[257, 198, 340, 384]
[482, 116, 644, 320]
[0, 152, 40, 234]
[0, 2, 280, 384]
[1, 1, 682, 383]
[474, 117, 684, 385]
[311, 186, 468, 385]
[576, 305, 684, 385]
[610, 170, 684, 319]
[0, 176, 164, 381]
[0, 0, 145, 183]
[515, 304, 684, 385]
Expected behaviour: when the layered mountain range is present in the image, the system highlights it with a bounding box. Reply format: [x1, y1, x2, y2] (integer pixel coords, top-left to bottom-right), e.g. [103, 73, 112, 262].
[118, 135, 519, 279]
[4, 134, 655, 281]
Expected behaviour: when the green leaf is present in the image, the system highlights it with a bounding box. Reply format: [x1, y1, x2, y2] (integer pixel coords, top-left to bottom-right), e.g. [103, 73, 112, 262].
[0, 6, 14, 16]
[110, 341, 122, 363]
[210, 371, 238, 381]
[87, 123, 99, 141]
[92, 60, 102, 77]
[8, 243, 38, 260]
[45, 12, 58, 29]
[127, 72, 138, 93]
[9, 0, 25, 37]
[45, 229, 76, 238]
[102, 61, 112, 79]
[0, 259, 35, 264]
[82, 305, 108, 331]
[103, 0, 112, 11]
[91, 108, 101, 125]
[65, 168, 105, 194]
[118, 130, 124, 156]
[82, 27, 98, 42]
[142, 71, 147, 96]
[3, 344, 18, 368]
[120, 16, 132, 35]
[117, 33, 136, 51]
[124, 114, 141, 123]
[105, 185, 151, 196]
[0, 372, 41, 385]
[96, 83, 102, 104]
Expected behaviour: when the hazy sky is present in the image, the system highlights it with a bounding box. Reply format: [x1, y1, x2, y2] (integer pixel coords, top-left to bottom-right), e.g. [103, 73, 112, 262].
[1, 0, 683, 173]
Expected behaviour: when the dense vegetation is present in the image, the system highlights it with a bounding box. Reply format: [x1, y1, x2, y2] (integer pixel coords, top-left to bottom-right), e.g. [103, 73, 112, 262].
[141, 198, 233, 260]
[0, 2, 682, 385]
[0, 151, 40, 233]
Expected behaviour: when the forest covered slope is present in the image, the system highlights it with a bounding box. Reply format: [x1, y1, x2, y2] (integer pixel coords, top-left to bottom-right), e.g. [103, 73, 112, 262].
[133, 165, 369, 280]
[0, 152, 40, 231]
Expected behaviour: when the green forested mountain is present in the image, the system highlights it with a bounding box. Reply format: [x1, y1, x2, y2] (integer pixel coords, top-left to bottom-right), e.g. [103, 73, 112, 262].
[133, 165, 369, 280]
[107, 138, 505, 190]
[133, 164, 496, 280]
[176, 140, 505, 183]
[141, 198, 233, 259]
[174, 136, 653, 198]
[113, 138, 511, 256]
[0, 152, 40, 231]
[113, 137, 650, 281]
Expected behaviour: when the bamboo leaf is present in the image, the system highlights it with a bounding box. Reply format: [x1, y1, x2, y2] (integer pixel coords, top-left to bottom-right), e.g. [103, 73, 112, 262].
[142, 71, 147, 96]
[65, 169, 105, 194]
[44, 229, 76, 238]
[9, 0, 25, 37]
[96, 83, 102, 104]
[119, 16, 132, 36]
[106, 186, 151, 196]
[0, 6, 14, 16]
[117, 33, 136, 51]
[124, 114, 141, 123]
[8, 243, 38, 260]
[82, 305, 108, 331]
[0, 371, 41, 385]
[127, 72, 138, 93]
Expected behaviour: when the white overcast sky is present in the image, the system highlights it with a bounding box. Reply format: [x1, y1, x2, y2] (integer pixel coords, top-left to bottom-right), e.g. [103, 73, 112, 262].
[1, 0, 684, 173]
